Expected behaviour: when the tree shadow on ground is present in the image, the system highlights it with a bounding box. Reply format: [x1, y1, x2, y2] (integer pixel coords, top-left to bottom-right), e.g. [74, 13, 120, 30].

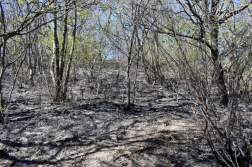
[0, 97, 220, 167]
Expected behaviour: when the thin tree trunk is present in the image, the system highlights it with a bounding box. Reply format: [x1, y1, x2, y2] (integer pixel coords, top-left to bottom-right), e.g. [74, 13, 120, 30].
[0, 2, 6, 112]
[52, 0, 60, 102]
[132, 57, 139, 105]
[60, 0, 68, 82]
[125, 24, 137, 110]
[27, 27, 35, 86]
[154, 31, 161, 82]
[0, 38, 6, 111]
[126, 56, 131, 110]
[62, 0, 77, 101]
[210, 21, 228, 105]
[50, 53, 56, 86]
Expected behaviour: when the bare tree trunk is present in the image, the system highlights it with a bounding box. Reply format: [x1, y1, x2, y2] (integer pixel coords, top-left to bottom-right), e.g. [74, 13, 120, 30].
[210, 19, 228, 105]
[132, 56, 139, 105]
[60, 0, 68, 83]
[62, 0, 77, 101]
[125, 23, 137, 110]
[154, 31, 161, 82]
[0, 38, 6, 112]
[0, 2, 6, 112]
[27, 26, 35, 86]
[50, 53, 56, 86]
[126, 56, 131, 110]
[51, 0, 60, 102]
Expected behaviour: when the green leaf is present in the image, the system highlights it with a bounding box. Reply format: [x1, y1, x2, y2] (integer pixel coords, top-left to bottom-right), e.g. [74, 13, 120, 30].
[67, 18, 71, 24]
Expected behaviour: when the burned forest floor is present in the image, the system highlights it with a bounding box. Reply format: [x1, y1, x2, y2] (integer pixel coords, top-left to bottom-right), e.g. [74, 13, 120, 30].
[0, 65, 229, 167]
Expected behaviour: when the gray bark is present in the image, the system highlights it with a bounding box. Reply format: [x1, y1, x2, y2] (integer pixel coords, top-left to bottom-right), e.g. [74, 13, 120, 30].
[51, 0, 60, 101]
[0, 2, 6, 111]
[125, 23, 137, 110]
[60, 0, 68, 83]
[62, 0, 77, 101]
[209, 1, 228, 105]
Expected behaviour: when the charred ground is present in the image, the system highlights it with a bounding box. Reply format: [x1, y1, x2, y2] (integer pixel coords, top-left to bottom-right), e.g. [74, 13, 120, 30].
[0, 64, 229, 167]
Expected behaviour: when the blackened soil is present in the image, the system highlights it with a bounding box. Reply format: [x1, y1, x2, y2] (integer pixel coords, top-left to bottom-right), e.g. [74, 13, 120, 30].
[0, 67, 222, 167]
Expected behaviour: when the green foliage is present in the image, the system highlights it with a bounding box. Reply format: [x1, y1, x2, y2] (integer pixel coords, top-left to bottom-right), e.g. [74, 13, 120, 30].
[99, 3, 111, 13]
[79, 10, 90, 19]
[18, 0, 23, 5]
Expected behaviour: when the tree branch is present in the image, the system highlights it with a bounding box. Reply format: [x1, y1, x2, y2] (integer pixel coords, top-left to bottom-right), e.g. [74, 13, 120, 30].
[218, 1, 252, 24]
